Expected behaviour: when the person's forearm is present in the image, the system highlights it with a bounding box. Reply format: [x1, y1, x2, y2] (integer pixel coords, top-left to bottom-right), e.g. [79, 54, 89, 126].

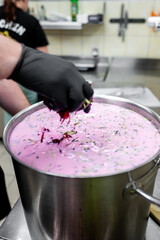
[0, 35, 22, 79]
[0, 79, 30, 115]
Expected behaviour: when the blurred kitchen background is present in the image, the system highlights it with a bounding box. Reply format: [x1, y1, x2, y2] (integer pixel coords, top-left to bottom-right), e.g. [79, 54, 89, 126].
[22, 0, 160, 58]
[1, 0, 160, 234]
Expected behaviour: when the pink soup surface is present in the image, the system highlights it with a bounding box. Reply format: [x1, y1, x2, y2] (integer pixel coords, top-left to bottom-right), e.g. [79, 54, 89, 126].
[9, 102, 160, 177]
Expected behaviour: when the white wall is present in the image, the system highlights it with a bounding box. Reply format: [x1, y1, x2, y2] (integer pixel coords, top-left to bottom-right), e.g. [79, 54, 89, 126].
[28, 0, 160, 59]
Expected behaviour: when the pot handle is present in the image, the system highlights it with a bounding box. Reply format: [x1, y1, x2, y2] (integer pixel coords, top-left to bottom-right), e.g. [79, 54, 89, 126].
[124, 158, 160, 206]
[132, 183, 160, 207]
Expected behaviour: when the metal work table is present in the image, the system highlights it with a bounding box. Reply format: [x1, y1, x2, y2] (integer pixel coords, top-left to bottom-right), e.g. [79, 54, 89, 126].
[92, 57, 160, 116]
[0, 56, 160, 240]
[93, 57, 160, 92]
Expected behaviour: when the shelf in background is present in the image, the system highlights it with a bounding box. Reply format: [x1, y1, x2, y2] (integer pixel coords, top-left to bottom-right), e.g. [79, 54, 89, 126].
[40, 21, 82, 30]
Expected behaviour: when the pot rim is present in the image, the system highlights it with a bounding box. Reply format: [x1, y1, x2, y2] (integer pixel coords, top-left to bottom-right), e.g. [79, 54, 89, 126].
[3, 95, 160, 178]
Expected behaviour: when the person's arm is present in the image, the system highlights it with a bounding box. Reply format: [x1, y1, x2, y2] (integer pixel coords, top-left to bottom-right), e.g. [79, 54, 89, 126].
[0, 35, 22, 79]
[0, 35, 93, 113]
[36, 46, 48, 53]
[0, 79, 30, 115]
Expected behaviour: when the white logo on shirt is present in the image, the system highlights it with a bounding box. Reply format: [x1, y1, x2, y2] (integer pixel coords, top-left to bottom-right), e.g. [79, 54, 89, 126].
[0, 19, 26, 36]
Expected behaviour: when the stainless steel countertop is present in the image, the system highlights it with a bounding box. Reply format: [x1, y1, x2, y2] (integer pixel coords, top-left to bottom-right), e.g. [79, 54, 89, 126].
[92, 57, 160, 115]
[93, 57, 160, 90]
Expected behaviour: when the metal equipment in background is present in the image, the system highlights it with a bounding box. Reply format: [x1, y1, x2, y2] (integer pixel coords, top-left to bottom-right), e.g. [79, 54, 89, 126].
[110, 4, 145, 41]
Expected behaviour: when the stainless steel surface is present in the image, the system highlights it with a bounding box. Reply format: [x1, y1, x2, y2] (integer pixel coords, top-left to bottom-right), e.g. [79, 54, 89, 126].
[0, 237, 11, 240]
[94, 57, 160, 86]
[3, 96, 160, 240]
[0, 170, 160, 240]
[93, 57, 160, 115]
[62, 56, 97, 70]
[59, 55, 109, 82]
[0, 200, 31, 240]
[146, 169, 160, 239]
[135, 187, 160, 206]
[103, 58, 160, 87]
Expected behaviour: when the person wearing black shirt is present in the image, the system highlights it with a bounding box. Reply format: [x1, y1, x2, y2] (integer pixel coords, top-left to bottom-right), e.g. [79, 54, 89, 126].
[0, 0, 48, 49]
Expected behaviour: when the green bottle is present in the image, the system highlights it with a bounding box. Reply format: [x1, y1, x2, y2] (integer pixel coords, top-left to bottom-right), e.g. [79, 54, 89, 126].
[71, 0, 78, 22]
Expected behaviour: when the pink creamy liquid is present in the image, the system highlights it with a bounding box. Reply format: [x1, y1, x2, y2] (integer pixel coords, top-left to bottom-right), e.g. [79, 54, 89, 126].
[9, 102, 160, 177]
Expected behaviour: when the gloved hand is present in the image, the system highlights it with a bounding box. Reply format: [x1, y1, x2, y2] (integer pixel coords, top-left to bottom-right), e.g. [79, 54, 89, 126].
[9, 44, 93, 113]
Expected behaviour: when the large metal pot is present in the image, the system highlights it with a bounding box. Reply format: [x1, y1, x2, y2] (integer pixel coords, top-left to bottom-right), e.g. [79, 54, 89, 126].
[3, 96, 160, 240]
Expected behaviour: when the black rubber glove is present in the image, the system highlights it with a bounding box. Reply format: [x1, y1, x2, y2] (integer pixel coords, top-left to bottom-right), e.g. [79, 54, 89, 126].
[9, 44, 93, 112]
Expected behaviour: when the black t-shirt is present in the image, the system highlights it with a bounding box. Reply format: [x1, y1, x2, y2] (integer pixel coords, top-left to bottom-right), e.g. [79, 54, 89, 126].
[0, 6, 48, 48]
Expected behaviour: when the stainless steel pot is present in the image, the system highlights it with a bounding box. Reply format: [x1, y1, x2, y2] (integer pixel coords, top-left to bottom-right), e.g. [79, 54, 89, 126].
[3, 96, 160, 240]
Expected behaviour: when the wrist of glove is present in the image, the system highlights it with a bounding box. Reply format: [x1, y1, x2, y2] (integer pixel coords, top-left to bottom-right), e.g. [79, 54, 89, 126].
[9, 44, 93, 113]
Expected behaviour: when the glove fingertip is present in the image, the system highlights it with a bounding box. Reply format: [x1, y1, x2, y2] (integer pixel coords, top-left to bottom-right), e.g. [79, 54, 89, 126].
[84, 104, 91, 113]
[83, 81, 94, 99]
